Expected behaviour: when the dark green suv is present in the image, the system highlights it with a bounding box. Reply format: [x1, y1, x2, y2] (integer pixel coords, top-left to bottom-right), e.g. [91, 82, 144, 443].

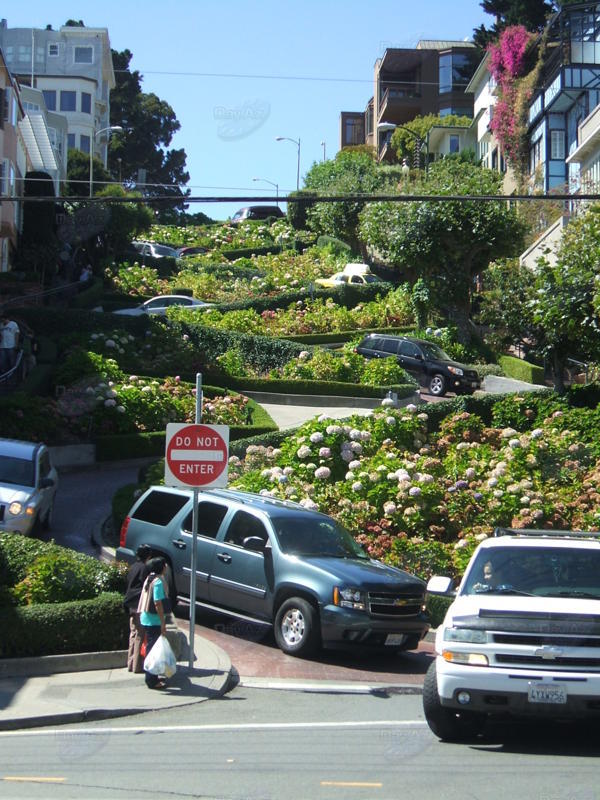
[117, 486, 429, 658]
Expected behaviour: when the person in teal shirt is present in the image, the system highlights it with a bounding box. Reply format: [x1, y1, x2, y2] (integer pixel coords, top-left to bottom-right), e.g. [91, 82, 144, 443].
[140, 556, 169, 689]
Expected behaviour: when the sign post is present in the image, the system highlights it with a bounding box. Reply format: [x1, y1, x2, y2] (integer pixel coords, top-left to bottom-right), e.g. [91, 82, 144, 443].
[164, 374, 229, 672]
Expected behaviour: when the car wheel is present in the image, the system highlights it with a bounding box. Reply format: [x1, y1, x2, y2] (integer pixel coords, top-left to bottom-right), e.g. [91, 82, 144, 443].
[274, 597, 320, 657]
[423, 662, 485, 741]
[429, 374, 447, 397]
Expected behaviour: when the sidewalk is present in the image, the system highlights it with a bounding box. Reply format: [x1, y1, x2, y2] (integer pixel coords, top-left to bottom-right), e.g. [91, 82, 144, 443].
[0, 638, 233, 731]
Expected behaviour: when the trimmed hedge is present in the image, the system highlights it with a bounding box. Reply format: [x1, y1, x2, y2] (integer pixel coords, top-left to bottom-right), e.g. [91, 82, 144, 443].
[202, 373, 417, 400]
[0, 593, 128, 657]
[498, 354, 545, 385]
[13, 306, 149, 337]
[216, 282, 393, 315]
[284, 326, 414, 345]
[222, 245, 283, 260]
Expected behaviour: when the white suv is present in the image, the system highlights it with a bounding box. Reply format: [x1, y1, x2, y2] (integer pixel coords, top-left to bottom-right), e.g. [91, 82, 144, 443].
[425, 528, 600, 740]
[0, 439, 58, 535]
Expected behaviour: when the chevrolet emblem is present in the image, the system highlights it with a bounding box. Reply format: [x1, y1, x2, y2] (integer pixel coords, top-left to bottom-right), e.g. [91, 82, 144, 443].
[534, 646, 563, 660]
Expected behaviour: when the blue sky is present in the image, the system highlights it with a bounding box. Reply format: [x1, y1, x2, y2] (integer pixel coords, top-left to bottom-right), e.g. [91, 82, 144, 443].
[7, 1, 488, 220]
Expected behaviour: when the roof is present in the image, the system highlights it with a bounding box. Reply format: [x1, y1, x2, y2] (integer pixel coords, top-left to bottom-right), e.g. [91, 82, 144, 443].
[0, 438, 42, 460]
[416, 39, 476, 50]
[18, 113, 59, 174]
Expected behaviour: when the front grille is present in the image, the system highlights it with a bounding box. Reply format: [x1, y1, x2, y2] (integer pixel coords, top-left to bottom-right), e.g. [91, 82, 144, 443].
[368, 591, 423, 617]
[0, 504, 4, 523]
[497, 653, 600, 668]
[464, 369, 479, 382]
[494, 633, 600, 648]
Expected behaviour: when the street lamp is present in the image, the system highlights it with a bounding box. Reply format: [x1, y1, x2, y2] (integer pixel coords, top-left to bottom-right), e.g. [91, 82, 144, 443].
[252, 177, 279, 205]
[377, 122, 428, 172]
[320, 140, 326, 161]
[89, 125, 123, 197]
[275, 136, 301, 190]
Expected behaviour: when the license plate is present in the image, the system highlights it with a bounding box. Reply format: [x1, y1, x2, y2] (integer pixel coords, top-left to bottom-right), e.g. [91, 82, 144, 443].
[527, 683, 567, 704]
[385, 634, 406, 646]
[471, 382, 479, 388]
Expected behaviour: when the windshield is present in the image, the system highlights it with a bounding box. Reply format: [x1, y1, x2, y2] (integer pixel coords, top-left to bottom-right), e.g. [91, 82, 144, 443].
[272, 516, 368, 559]
[153, 244, 177, 256]
[363, 274, 380, 283]
[418, 341, 452, 361]
[0, 456, 35, 487]
[463, 545, 600, 598]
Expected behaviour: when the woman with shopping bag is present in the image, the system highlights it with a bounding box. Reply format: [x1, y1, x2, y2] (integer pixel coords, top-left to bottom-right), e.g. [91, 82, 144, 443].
[138, 556, 173, 690]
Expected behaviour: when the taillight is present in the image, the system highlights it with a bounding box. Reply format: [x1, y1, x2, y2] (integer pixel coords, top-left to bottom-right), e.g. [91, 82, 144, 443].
[119, 516, 131, 548]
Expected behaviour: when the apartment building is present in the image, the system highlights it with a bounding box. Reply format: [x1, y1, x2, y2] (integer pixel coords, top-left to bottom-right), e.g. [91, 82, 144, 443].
[0, 20, 115, 170]
[340, 40, 478, 161]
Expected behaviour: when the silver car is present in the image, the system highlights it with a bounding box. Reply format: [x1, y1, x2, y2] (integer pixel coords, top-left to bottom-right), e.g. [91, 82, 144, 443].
[112, 295, 213, 317]
[0, 439, 58, 535]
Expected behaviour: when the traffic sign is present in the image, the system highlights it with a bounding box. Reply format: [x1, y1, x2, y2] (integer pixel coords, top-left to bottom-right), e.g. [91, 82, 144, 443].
[164, 423, 229, 488]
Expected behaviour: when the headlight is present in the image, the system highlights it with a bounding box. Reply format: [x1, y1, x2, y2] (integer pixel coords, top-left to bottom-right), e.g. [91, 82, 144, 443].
[333, 587, 366, 611]
[8, 501, 24, 516]
[442, 650, 489, 666]
[444, 627, 488, 644]
[447, 366, 464, 377]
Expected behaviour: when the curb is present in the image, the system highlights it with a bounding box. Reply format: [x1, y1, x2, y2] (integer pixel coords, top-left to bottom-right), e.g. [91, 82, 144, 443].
[0, 650, 127, 679]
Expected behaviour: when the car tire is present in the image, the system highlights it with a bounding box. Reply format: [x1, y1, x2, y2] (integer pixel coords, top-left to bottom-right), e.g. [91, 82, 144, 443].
[428, 374, 447, 397]
[274, 597, 320, 657]
[423, 662, 485, 741]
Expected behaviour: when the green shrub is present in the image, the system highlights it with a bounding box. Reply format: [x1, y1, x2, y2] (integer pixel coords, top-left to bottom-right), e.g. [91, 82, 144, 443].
[0, 593, 128, 657]
[491, 391, 566, 431]
[286, 190, 317, 230]
[54, 348, 125, 386]
[498, 354, 546, 385]
[426, 594, 454, 628]
[19, 363, 54, 396]
[566, 382, 600, 408]
[315, 235, 353, 257]
[223, 245, 282, 260]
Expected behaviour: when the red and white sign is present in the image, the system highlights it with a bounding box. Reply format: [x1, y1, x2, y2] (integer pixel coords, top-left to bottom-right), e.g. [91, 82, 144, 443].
[165, 423, 229, 488]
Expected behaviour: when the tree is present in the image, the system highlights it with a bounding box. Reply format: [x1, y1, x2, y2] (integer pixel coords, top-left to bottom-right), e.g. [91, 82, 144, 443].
[473, 0, 555, 49]
[478, 258, 538, 353]
[358, 159, 526, 342]
[109, 49, 190, 218]
[64, 148, 112, 197]
[530, 206, 600, 393]
[302, 148, 381, 254]
[94, 184, 153, 259]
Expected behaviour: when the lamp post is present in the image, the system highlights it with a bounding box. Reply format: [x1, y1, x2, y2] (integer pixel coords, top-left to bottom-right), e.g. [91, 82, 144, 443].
[252, 177, 279, 205]
[275, 136, 301, 190]
[377, 122, 428, 173]
[89, 125, 123, 197]
[320, 140, 326, 161]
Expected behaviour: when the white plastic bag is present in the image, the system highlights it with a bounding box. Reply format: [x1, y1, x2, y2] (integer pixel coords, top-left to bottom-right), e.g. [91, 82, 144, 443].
[144, 635, 177, 678]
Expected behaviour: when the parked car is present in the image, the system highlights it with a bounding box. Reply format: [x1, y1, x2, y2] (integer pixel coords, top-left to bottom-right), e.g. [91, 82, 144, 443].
[0, 438, 58, 536]
[177, 246, 208, 257]
[130, 241, 180, 259]
[355, 334, 481, 397]
[117, 486, 429, 658]
[230, 206, 284, 224]
[112, 295, 213, 317]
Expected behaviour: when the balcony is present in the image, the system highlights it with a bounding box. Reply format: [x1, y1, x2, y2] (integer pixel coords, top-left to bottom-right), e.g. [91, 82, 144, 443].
[378, 85, 421, 121]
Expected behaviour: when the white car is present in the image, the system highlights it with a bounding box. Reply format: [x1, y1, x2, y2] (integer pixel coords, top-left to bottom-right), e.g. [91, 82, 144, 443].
[0, 439, 58, 535]
[112, 295, 213, 317]
[131, 241, 180, 259]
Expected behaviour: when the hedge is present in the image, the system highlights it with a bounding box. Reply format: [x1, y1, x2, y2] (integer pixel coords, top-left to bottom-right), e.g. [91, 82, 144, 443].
[201, 373, 418, 400]
[498, 354, 545, 385]
[222, 245, 282, 260]
[13, 305, 149, 337]
[426, 594, 454, 628]
[283, 326, 414, 346]
[69, 277, 104, 309]
[19, 363, 54, 395]
[0, 593, 128, 657]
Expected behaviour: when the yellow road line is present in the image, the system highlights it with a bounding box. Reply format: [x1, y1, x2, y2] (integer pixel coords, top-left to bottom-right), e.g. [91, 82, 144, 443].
[321, 781, 382, 788]
[3, 777, 66, 783]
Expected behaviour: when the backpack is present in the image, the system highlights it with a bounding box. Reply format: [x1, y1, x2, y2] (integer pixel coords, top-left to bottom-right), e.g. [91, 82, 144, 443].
[136, 574, 171, 616]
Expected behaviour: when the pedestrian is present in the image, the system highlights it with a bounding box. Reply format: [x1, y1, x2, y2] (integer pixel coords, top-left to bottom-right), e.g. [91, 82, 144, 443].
[123, 544, 152, 673]
[0, 315, 20, 373]
[138, 556, 170, 690]
[79, 264, 93, 282]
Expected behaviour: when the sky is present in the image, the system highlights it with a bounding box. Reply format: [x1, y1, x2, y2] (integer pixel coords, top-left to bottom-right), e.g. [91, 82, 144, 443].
[7, 1, 489, 220]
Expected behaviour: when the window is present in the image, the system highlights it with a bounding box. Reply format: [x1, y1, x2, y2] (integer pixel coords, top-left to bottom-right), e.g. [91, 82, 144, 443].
[3, 89, 17, 127]
[529, 138, 542, 173]
[183, 502, 228, 538]
[48, 43, 59, 57]
[23, 101, 40, 112]
[399, 341, 421, 358]
[17, 45, 31, 62]
[60, 91, 76, 112]
[225, 511, 268, 547]
[74, 46, 93, 64]
[81, 92, 92, 114]
[79, 134, 90, 154]
[381, 339, 400, 354]
[132, 490, 189, 526]
[42, 89, 56, 111]
[439, 51, 477, 94]
[551, 130, 565, 160]
[35, 46, 45, 63]
[0, 160, 7, 196]
[439, 54, 452, 94]
[67, 133, 76, 150]
[449, 135, 460, 154]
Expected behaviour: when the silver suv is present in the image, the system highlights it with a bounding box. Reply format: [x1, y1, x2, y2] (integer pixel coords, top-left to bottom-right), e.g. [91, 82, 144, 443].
[117, 486, 429, 658]
[0, 439, 58, 535]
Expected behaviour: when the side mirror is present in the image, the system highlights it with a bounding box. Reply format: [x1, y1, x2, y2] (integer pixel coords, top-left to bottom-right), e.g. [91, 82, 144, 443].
[39, 477, 55, 489]
[243, 536, 267, 553]
[426, 575, 454, 595]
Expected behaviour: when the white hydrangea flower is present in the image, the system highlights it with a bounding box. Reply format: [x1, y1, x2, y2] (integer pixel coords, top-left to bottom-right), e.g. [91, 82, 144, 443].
[531, 428, 544, 439]
[345, 471, 355, 480]
[509, 438, 521, 449]
[501, 427, 518, 439]
[297, 445, 311, 459]
[406, 404, 417, 413]
[314, 466, 331, 480]
[283, 467, 294, 476]
[349, 459, 361, 470]
[104, 399, 117, 407]
[326, 425, 342, 435]
[319, 447, 331, 458]
[465, 468, 476, 480]
[351, 481, 363, 492]
[386, 416, 396, 425]
[299, 498, 319, 510]
[383, 501, 397, 516]
[381, 397, 394, 408]
[349, 428, 362, 440]
[310, 432, 324, 444]
[409, 486, 422, 497]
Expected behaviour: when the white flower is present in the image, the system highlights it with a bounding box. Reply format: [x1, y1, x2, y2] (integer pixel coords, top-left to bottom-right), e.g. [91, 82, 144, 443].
[385, 416, 396, 425]
[348, 460, 361, 470]
[297, 445, 311, 459]
[383, 501, 397, 516]
[381, 397, 394, 408]
[350, 442, 363, 454]
[406, 404, 417, 413]
[326, 425, 342, 435]
[488, 477, 499, 488]
[493, 489, 504, 498]
[340, 450, 354, 463]
[376, 464, 387, 473]
[456, 442, 470, 451]
[116, 405, 126, 413]
[283, 467, 294, 476]
[403, 506, 418, 517]
[345, 471, 355, 480]
[310, 432, 324, 444]
[319, 447, 331, 458]
[409, 486, 422, 497]
[509, 438, 521, 449]
[360, 431, 371, 442]
[228, 456, 241, 465]
[107, 389, 118, 398]
[520, 496, 530, 505]
[299, 498, 319, 510]
[531, 428, 544, 439]
[418, 473, 434, 484]
[475, 533, 488, 542]
[105, 339, 116, 348]
[349, 428, 362, 440]
[501, 427, 518, 439]
[351, 481, 363, 492]
[104, 399, 117, 407]
[314, 466, 331, 480]
[465, 468, 476, 480]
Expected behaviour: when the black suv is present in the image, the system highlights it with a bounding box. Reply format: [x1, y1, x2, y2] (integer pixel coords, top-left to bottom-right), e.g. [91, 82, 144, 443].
[231, 206, 284, 223]
[355, 334, 481, 397]
[117, 486, 429, 658]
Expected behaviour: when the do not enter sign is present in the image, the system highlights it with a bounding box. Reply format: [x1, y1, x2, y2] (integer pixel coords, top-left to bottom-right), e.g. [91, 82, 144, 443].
[165, 423, 229, 488]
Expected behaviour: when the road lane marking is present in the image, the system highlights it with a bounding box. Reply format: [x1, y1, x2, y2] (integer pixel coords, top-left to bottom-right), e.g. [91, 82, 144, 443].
[3, 777, 66, 783]
[0, 720, 427, 737]
[321, 781, 382, 788]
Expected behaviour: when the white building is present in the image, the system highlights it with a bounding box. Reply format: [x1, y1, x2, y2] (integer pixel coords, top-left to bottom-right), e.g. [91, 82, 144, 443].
[18, 84, 67, 195]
